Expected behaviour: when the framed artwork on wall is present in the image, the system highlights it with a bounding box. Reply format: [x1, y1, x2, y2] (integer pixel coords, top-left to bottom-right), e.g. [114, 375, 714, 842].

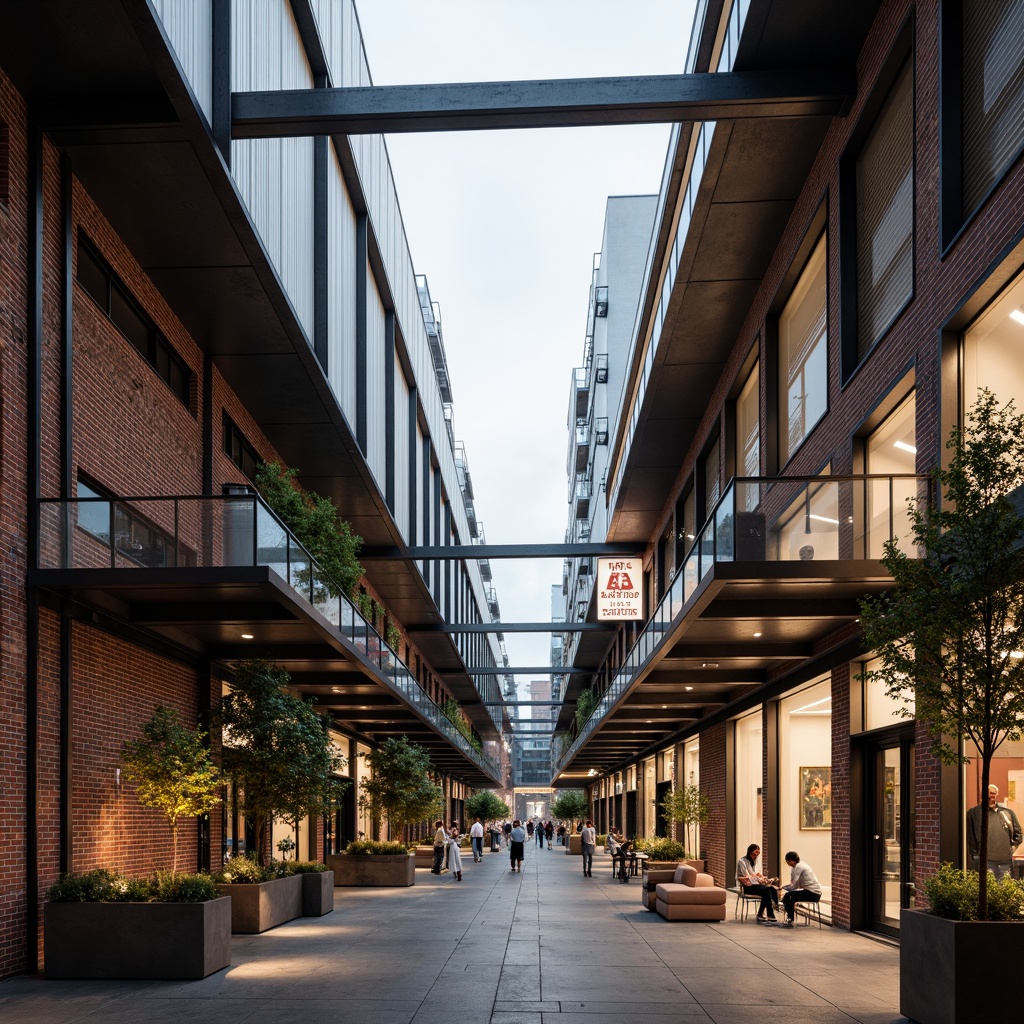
[799, 767, 831, 829]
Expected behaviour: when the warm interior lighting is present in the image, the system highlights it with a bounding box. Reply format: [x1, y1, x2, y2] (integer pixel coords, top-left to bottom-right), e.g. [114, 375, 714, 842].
[241, 633, 254, 639]
[893, 439, 917, 454]
[331, 686, 344, 693]
[701, 661, 719, 668]
[790, 695, 833, 716]
[685, 685, 694, 691]
[1010, 309, 1024, 326]
[808, 514, 840, 525]
[753, 631, 762, 638]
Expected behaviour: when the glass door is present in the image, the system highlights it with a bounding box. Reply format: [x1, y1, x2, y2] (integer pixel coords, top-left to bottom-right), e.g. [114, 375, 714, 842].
[866, 731, 915, 936]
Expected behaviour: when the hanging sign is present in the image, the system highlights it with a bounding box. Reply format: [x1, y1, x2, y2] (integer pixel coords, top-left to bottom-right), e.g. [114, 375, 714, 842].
[596, 558, 644, 620]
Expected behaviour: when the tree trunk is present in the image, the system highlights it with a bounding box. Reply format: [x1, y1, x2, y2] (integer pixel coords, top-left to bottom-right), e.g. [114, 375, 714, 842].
[980, 758, 990, 920]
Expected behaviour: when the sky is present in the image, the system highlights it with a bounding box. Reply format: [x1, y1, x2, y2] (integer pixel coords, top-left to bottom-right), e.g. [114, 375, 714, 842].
[354, 1, 697, 705]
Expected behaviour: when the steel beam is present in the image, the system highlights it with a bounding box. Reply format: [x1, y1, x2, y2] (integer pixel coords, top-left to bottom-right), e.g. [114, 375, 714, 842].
[361, 542, 646, 560]
[232, 69, 852, 138]
[443, 666, 596, 676]
[407, 622, 611, 633]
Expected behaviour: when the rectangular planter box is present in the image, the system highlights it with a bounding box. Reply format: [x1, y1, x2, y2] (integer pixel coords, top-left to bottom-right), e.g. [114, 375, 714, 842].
[215, 873, 303, 933]
[44, 897, 231, 979]
[327, 852, 416, 886]
[414, 846, 436, 869]
[301, 870, 334, 916]
[901, 908, 1024, 1024]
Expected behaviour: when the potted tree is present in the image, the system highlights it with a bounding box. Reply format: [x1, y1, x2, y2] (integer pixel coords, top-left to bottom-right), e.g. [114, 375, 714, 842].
[859, 390, 1024, 1024]
[658, 774, 710, 870]
[216, 658, 346, 931]
[551, 790, 589, 853]
[45, 707, 229, 979]
[330, 736, 442, 886]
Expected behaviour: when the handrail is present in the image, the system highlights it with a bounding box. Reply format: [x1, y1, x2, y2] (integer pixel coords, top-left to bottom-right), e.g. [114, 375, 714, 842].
[553, 472, 932, 776]
[37, 493, 502, 780]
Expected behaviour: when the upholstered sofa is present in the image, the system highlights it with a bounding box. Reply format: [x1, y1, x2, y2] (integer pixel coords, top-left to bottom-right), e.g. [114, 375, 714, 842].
[654, 864, 727, 921]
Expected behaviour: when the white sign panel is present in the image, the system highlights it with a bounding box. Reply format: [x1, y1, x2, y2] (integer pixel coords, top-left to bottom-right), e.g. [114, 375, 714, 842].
[596, 558, 644, 620]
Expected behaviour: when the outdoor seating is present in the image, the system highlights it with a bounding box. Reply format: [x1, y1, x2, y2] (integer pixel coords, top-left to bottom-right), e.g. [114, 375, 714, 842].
[734, 887, 763, 921]
[655, 864, 727, 921]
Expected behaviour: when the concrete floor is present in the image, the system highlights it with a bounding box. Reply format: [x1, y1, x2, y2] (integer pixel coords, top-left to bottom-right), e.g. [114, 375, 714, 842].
[0, 842, 905, 1024]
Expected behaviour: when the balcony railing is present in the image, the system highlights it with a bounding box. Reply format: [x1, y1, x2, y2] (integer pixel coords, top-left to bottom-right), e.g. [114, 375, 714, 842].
[38, 493, 502, 780]
[552, 473, 930, 776]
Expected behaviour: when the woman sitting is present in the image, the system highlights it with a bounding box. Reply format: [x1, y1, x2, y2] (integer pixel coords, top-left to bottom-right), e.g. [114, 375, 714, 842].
[736, 843, 780, 924]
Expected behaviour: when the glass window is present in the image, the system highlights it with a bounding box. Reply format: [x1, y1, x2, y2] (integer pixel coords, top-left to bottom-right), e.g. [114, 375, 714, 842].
[77, 480, 111, 541]
[737, 363, 760, 511]
[963, 0, 1024, 215]
[704, 439, 721, 521]
[863, 656, 915, 730]
[779, 237, 828, 463]
[111, 283, 150, 358]
[866, 393, 917, 557]
[963, 265, 1024, 414]
[856, 58, 914, 359]
[77, 242, 108, 309]
[734, 711, 763, 871]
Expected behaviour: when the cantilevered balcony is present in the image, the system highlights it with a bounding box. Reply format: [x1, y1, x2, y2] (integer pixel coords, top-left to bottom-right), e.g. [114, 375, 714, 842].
[34, 494, 502, 785]
[552, 474, 929, 780]
[573, 474, 593, 519]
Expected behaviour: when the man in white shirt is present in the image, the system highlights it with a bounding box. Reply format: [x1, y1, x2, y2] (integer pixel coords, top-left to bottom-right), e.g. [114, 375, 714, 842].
[431, 820, 447, 875]
[580, 819, 597, 877]
[469, 817, 485, 862]
[779, 850, 822, 927]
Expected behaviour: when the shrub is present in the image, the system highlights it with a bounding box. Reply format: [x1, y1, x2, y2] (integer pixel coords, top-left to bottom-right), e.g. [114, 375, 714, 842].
[633, 837, 687, 861]
[48, 869, 127, 903]
[344, 840, 409, 856]
[924, 863, 1024, 921]
[46, 868, 218, 903]
[214, 856, 271, 884]
[596, 834, 608, 847]
[287, 860, 328, 874]
[156, 872, 219, 903]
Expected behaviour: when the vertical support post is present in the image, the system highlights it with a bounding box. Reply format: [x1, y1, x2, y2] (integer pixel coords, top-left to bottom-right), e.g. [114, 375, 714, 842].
[355, 213, 368, 453]
[212, 0, 232, 167]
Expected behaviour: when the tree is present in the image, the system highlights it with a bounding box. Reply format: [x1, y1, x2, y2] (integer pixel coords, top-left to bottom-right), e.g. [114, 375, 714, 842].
[659, 774, 711, 856]
[217, 659, 348, 865]
[859, 390, 1024, 919]
[465, 790, 511, 823]
[551, 790, 589, 823]
[121, 705, 222, 875]
[358, 736, 444, 842]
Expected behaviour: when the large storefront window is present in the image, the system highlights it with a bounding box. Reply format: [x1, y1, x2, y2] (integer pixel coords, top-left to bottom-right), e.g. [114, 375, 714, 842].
[737, 363, 760, 511]
[734, 712, 763, 868]
[866, 393, 917, 557]
[963, 264, 1024, 411]
[964, 737, 1024, 874]
[778, 679, 832, 899]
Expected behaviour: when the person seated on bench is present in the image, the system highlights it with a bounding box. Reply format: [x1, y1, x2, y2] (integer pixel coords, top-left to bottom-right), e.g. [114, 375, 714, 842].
[779, 850, 822, 927]
[615, 836, 634, 882]
[736, 843, 780, 924]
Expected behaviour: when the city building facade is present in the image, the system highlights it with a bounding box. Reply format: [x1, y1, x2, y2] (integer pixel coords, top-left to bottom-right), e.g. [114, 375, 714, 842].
[554, 0, 1024, 941]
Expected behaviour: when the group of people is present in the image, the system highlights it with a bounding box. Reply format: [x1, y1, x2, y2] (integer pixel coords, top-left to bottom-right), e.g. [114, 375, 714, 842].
[736, 844, 822, 927]
[431, 817, 488, 880]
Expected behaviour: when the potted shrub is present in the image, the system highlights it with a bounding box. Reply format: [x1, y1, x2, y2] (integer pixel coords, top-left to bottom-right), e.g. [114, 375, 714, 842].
[658, 773, 710, 869]
[859, 392, 1024, 1024]
[464, 791, 511, 855]
[213, 855, 303, 933]
[290, 860, 334, 916]
[551, 790, 589, 853]
[331, 840, 416, 886]
[44, 869, 229, 979]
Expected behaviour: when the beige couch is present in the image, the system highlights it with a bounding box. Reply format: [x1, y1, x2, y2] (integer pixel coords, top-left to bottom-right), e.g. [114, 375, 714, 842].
[654, 864, 727, 921]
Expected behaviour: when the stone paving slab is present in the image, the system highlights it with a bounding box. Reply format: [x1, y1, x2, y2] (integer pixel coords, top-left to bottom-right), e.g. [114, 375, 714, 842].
[0, 844, 905, 1024]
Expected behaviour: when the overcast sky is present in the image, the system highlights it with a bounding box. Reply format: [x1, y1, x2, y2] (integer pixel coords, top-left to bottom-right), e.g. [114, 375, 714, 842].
[354, 1, 697, 705]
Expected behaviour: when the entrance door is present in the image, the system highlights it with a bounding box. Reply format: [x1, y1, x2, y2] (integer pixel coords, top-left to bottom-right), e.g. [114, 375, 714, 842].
[866, 731, 915, 936]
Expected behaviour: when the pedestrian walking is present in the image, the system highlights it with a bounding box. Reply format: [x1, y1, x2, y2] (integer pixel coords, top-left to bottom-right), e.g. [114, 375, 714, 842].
[448, 822, 463, 881]
[469, 817, 484, 862]
[509, 819, 526, 872]
[581, 819, 596, 877]
[431, 820, 447, 875]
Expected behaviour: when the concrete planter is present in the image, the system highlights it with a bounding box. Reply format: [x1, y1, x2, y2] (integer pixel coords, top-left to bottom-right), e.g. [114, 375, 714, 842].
[567, 835, 582, 855]
[301, 870, 334, 916]
[44, 897, 231, 979]
[215, 873, 303, 933]
[327, 852, 416, 886]
[413, 846, 436, 869]
[900, 908, 1024, 1024]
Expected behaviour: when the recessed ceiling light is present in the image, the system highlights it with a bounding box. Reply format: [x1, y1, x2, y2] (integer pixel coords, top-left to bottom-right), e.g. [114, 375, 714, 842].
[893, 440, 917, 454]
[1010, 309, 1024, 326]
[331, 686, 343, 694]
[753, 631, 762, 638]
[702, 662, 718, 668]
[685, 685, 694, 691]
[241, 633, 254, 639]
[662, 705, 668, 709]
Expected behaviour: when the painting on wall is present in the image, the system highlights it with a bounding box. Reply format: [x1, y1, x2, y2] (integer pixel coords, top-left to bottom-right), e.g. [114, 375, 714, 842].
[799, 767, 831, 830]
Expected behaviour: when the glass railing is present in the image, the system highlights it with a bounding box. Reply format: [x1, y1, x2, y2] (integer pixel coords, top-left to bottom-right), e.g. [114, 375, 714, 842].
[552, 473, 930, 776]
[38, 493, 502, 780]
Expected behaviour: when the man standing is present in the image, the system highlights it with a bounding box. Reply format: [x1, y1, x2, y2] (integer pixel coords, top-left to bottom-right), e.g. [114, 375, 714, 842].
[469, 817, 485, 862]
[431, 819, 447, 875]
[580, 818, 597, 877]
[967, 784, 1023, 880]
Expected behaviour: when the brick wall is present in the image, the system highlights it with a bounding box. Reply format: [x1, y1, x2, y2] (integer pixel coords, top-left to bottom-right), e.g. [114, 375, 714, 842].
[700, 721, 727, 885]
[831, 663, 851, 928]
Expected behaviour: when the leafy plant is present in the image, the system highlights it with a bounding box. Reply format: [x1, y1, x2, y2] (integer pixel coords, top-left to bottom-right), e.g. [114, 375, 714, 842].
[923, 862, 1024, 921]
[465, 791, 511, 823]
[860, 390, 1024, 919]
[46, 869, 218, 903]
[633, 837, 687, 861]
[287, 860, 327, 874]
[386, 620, 401, 651]
[575, 688, 599, 731]
[441, 697, 481, 750]
[358, 736, 444, 842]
[213, 856, 270, 884]
[658, 774, 711, 856]
[217, 659, 349, 865]
[255, 461, 363, 598]
[343, 840, 409, 856]
[155, 872, 219, 903]
[551, 790, 588, 822]
[276, 835, 296, 860]
[120, 705, 222, 875]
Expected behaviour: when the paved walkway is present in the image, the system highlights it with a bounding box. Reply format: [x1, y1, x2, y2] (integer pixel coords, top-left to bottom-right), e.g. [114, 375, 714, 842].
[1, 843, 904, 1024]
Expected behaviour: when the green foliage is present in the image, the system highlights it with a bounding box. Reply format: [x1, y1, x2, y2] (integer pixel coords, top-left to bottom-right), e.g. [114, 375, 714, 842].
[596, 834, 608, 846]
[276, 834, 296, 859]
[633, 837, 688, 861]
[359, 736, 443, 840]
[860, 390, 1024, 919]
[659, 775, 711, 856]
[551, 790, 588, 822]
[120, 705, 222, 875]
[214, 856, 271, 883]
[255, 461, 363, 599]
[441, 696, 481, 750]
[465, 790, 511, 822]
[386, 620, 401, 651]
[575, 688, 599, 731]
[343, 840, 409, 856]
[46, 869, 217, 903]
[217, 659, 349, 865]
[287, 860, 327, 874]
[924, 863, 1024, 921]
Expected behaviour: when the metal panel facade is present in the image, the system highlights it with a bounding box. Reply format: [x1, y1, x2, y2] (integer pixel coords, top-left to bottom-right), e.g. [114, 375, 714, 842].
[394, 352, 411, 537]
[327, 145, 358, 419]
[152, 0, 213, 120]
[366, 266, 387, 487]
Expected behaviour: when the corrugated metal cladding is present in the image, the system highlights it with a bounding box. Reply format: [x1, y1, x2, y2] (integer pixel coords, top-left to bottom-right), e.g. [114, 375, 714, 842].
[152, 0, 213, 120]
[394, 353, 411, 539]
[366, 266, 387, 487]
[327, 145, 357, 419]
[231, 0, 314, 337]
